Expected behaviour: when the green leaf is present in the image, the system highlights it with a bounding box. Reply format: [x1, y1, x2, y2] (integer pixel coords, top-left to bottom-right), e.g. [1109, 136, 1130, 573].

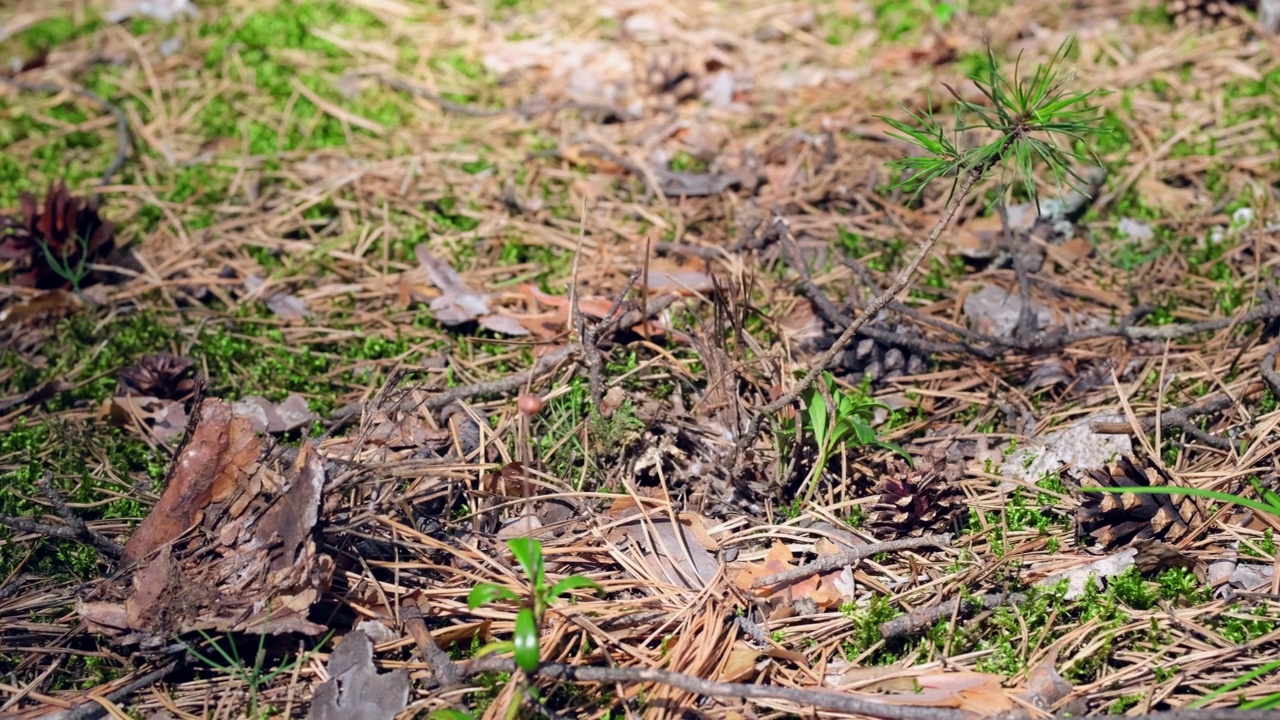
[807, 392, 829, 449]
[875, 440, 914, 466]
[1248, 477, 1280, 511]
[548, 575, 603, 599]
[467, 583, 518, 610]
[431, 710, 478, 720]
[507, 537, 545, 586]
[474, 640, 514, 659]
[513, 608, 540, 672]
[849, 418, 877, 446]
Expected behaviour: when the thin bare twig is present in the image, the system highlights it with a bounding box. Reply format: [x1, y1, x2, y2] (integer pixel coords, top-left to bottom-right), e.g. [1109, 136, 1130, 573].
[461, 656, 980, 720]
[423, 345, 581, 412]
[377, 74, 632, 121]
[734, 168, 983, 458]
[787, 232, 991, 359]
[403, 599, 464, 687]
[879, 591, 1027, 640]
[750, 534, 951, 590]
[0, 78, 131, 195]
[0, 472, 124, 561]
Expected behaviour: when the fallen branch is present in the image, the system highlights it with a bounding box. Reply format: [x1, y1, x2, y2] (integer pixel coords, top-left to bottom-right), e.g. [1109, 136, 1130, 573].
[1088, 381, 1262, 452]
[403, 598, 464, 688]
[462, 655, 980, 720]
[45, 658, 179, 720]
[1262, 339, 1280, 398]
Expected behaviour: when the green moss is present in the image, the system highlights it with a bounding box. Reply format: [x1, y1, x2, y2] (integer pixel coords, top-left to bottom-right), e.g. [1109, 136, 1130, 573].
[1215, 605, 1277, 644]
[194, 1, 403, 152]
[839, 595, 902, 664]
[10, 15, 104, 53]
[0, 97, 110, 206]
[0, 418, 162, 580]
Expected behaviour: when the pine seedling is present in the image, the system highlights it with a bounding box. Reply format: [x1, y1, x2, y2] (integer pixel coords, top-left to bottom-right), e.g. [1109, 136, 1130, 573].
[736, 36, 1110, 459]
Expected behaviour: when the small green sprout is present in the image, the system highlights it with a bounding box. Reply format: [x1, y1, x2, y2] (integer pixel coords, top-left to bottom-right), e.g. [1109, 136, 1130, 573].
[467, 538, 602, 673]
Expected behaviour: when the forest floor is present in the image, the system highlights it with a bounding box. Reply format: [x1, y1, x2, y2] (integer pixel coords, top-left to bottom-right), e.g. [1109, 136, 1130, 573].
[1, 0, 1280, 718]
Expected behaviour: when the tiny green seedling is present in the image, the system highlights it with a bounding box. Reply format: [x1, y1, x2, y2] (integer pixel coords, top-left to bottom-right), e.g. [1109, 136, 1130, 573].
[776, 371, 910, 504]
[179, 627, 332, 719]
[37, 232, 94, 291]
[467, 537, 602, 673]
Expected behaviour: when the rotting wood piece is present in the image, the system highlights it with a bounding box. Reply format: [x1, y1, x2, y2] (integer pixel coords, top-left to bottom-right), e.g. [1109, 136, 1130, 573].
[77, 399, 334, 649]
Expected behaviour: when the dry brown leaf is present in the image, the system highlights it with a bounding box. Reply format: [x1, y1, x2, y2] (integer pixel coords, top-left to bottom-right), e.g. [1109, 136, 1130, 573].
[853, 672, 1014, 714]
[1133, 176, 1208, 215]
[102, 395, 188, 443]
[645, 256, 715, 295]
[718, 640, 761, 682]
[414, 245, 529, 335]
[608, 495, 719, 590]
[0, 289, 83, 325]
[415, 245, 494, 325]
[232, 394, 317, 434]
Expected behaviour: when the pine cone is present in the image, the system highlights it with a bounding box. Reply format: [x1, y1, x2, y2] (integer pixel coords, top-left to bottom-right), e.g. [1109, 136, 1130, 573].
[833, 315, 929, 387]
[118, 353, 199, 402]
[1168, 0, 1254, 28]
[867, 445, 964, 537]
[0, 181, 115, 289]
[1076, 456, 1205, 548]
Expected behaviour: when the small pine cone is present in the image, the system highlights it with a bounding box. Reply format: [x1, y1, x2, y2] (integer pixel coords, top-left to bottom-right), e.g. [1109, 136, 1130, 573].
[0, 181, 115, 289]
[866, 445, 964, 538]
[639, 52, 701, 109]
[1076, 456, 1205, 548]
[835, 321, 929, 386]
[1168, 0, 1252, 28]
[118, 353, 199, 402]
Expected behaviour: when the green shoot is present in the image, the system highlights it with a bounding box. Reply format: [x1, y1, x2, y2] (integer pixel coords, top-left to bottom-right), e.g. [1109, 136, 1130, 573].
[1191, 656, 1280, 709]
[467, 538, 602, 673]
[37, 232, 94, 292]
[776, 371, 911, 504]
